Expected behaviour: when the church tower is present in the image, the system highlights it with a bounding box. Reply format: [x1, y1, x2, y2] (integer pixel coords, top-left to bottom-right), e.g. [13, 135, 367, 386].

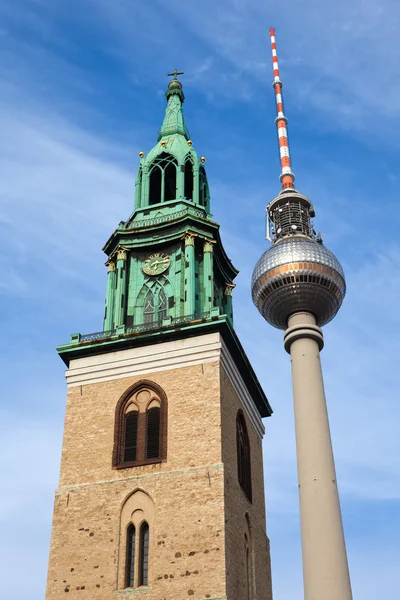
[46, 73, 273, 600]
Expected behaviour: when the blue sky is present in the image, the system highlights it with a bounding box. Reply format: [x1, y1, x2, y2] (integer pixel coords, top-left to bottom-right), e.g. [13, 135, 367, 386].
[0, 0, 399, 598]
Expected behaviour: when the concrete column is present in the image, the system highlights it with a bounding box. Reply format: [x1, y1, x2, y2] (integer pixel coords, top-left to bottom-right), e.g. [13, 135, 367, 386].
[183, 232, 196, 315]
[203, 239, 215, 313]
[104, 261, 116, 331]
[114, 248, 128, 328]
[284, 312, 352, 600]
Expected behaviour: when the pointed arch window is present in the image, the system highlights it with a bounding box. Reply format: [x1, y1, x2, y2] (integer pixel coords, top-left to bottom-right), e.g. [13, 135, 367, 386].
[146, 407, 161, 459]
[123, 410, 138, 462]
[148, 153, 177, 205]
[164, 161, 176, 201]
[139, 522, 150, 586]
[184, 157, 194, 200]
[199, 166, 209, 208]
[237, 410, 252, 502]
[140, 285, 168, 325]
[149, 165, 162, 205]
[143, 291, 155, 324]
[157, 289, 167, 324]
[125, 524, 136, 588]
[119, 491, 154, 591]
[113, 380, 168, 468]
[123, 522, 150, 589]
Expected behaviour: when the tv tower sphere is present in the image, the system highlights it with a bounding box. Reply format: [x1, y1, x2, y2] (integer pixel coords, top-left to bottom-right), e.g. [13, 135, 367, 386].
[251, 209, 346, 330]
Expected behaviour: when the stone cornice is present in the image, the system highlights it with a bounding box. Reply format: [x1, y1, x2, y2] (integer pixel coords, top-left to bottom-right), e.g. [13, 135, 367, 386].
[59, 320, 272, 420]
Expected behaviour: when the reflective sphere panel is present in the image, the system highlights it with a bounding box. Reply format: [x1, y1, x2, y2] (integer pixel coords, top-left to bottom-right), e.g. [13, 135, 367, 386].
[251, 237, 345, 330]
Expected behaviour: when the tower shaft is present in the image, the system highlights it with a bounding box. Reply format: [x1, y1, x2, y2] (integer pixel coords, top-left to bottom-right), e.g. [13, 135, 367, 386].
[284, 312, 352, 600]
[252, 29, 352, 597]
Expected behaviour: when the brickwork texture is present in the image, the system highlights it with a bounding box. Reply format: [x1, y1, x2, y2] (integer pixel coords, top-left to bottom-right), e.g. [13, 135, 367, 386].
[46, 355, 272, 599]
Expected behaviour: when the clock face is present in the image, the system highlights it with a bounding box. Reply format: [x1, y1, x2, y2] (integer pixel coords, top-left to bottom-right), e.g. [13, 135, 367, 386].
[142, 252, 170, 276]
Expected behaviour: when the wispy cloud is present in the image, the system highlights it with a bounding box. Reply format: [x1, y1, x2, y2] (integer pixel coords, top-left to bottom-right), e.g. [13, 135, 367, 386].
[0, 2, 398, 600]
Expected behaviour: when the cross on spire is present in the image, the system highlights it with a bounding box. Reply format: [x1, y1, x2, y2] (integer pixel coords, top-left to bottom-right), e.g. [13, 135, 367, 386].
[167, 68, 184, 81]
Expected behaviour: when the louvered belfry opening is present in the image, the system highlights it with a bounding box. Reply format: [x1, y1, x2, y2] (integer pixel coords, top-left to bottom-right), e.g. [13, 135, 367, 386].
[113, 381, 167, 469]
[146, 407, 161, 459]
[184, 158, 194, 200]
[149, 165, 162, 205]
[148, 153, 177, 205]
[123, 411, 138, 463]
[164, 161, 176, 201]
[125, 524, 136, 588]
[237, 411, 252, 502]
[199, 167, 206, 206]
[139, 522, 150, 586]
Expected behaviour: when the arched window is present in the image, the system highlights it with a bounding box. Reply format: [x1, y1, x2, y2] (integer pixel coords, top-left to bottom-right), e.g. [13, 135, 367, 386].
[157, 289, 167, 324]
[143, 290, 155, 324]
[164, 161, 176, 201]
[237, 411, 252, 502]
[113, 380, 168, 468]
[149, 165, 162, 205]
[146, 407, 161, 459]
[148, 153, 177, 205]
[139, 522, 150, 586]
[184, 158, 194, 200]
[124, 410, 138, 462]
[199, 166, 209, 208]
[125, 524, 136, 588]
[118, 491, 154, 591]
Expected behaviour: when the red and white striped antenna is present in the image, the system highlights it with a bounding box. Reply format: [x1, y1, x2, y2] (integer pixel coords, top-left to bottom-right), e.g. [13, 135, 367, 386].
[269, 28, 295, 191]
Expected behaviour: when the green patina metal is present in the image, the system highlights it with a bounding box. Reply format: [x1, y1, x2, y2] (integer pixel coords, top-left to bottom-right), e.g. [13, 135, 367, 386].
[57, 75, 272, 418]
[99, 76, 237, 333]
[58, 316, 272, 418]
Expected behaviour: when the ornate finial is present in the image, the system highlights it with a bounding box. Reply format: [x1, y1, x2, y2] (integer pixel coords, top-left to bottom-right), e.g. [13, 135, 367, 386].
[167, 68, 184, 91]
[167, 68, 184, 81]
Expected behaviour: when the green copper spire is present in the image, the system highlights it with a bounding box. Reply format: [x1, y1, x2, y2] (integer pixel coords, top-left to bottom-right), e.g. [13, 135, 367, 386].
[158, 69, 189, 140]
[132, 71, 210, 212]
[57, 74, 271, 423]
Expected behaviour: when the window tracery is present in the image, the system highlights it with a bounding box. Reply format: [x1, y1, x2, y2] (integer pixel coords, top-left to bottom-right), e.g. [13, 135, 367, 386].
[148, 152, 177, 205]
[135, 278, 173, 326]
[113, 380, 167, 469]
[143, 290, 155, 324]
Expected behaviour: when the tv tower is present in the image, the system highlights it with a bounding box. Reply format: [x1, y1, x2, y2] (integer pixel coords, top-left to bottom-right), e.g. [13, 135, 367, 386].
[251, 29, 353, 599]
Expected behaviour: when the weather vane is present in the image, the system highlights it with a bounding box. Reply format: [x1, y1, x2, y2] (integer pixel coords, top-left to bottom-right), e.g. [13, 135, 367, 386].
[167, 68, 184, 81]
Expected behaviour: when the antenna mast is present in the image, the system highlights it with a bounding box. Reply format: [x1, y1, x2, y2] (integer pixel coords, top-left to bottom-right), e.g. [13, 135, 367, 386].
[269, 28, 295, 191]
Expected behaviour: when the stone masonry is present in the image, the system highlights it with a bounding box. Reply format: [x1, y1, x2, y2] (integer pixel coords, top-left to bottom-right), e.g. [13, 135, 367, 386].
[46, 338, 272, 599]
